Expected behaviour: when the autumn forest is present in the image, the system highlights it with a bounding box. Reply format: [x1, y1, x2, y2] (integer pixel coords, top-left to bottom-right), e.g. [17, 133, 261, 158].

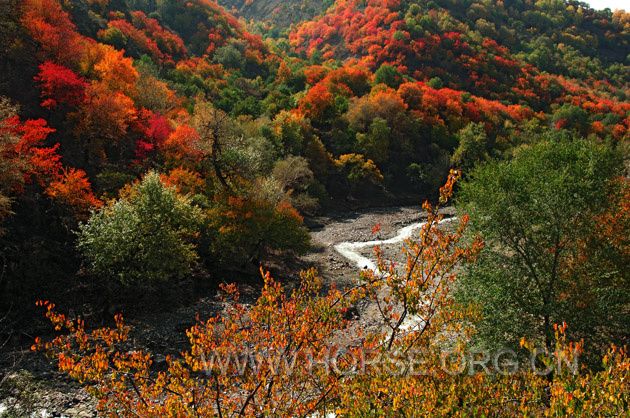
[0, 0, 628, 415]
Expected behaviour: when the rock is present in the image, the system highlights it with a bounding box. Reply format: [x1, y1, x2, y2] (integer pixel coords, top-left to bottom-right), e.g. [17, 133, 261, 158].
[343, 306, 360, 320]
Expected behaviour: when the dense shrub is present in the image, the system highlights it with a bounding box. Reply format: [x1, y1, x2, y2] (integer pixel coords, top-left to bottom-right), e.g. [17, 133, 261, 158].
[78, 171, 202, 286]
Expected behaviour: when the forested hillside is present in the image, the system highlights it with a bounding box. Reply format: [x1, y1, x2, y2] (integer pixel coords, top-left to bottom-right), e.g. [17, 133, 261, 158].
[0, 0, 628, 415]
[219, 0, 331, 26]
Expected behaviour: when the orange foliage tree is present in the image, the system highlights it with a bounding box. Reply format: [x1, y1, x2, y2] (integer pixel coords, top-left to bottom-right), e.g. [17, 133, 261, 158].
[46, 168, 102, 215]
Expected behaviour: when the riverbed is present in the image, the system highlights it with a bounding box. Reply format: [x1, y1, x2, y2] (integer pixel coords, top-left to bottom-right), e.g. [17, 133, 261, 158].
[303, 205, 456, 287]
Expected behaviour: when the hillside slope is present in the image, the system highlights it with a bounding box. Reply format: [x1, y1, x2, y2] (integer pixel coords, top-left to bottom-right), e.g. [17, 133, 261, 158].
[219, 0, 331, 26]
[291, 0, 629, 88]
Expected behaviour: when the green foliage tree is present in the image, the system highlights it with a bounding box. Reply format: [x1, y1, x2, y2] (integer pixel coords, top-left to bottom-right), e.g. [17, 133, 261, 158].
[213, 41, 245, 70]
[271, 155, 319, 213]
[374, 64, 403, 88]
[78, 171, 202, 286]
[426, 76, 444, 89]
[272, 156, 313, 193]
[334, 153, 384, 197]
[456, 139, 626, 356]
[356, 117, 390, 165]
[98, 26, 128, 50]
[451, 122, 489, 172]
[552, 104, 590, 136]
[206, 195, 310, 268]
[192, 102, 251, 192]
[0, 99, 23, 233]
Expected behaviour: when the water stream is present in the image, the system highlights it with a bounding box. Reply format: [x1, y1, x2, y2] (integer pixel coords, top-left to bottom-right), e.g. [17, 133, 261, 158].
[333, 216, 457, 332]
[334, 218, 456, 274]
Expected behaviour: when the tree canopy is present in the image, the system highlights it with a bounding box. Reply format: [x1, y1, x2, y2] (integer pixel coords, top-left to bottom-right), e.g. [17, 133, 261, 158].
[456, 138, 627, 358]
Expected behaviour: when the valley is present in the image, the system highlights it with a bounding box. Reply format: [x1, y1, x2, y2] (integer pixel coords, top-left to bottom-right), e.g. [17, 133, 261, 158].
[0, 0, 627, 415]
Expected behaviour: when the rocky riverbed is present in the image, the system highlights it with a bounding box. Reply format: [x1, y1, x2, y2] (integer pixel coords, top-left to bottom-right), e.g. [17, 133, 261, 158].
[305, 206, 432, 285]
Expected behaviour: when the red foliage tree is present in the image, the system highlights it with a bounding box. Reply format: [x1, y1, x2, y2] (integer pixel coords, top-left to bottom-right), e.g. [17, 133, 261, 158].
[21, 0, 86, 64]
[8, 117, 61, 184]
[102, 11, 187, 65]
[35, 61, 88, 109]
[2, 113, 99, 214]
[134, 111, 173, 161]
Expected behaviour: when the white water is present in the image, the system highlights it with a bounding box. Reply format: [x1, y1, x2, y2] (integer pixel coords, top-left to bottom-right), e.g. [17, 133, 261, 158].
[334, 216, 457, 332]
[334, 218, 456, 274]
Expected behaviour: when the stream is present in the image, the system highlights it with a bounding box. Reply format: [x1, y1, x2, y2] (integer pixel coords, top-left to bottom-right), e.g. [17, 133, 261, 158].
[330, 214, 457, 333]
[333, 217, 456, 274]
